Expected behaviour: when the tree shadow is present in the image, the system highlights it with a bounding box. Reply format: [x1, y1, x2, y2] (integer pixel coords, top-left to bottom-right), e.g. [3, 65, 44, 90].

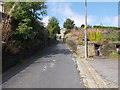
[2, 40, 72, 84]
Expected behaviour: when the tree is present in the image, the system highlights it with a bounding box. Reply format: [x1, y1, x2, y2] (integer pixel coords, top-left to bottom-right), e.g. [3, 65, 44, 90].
[74, 26, 78, 30]
[63, 18, 75, 29]
[47, 17, 60, 36]
[81, 24, 85, 28]
[4, 2, 47, 41]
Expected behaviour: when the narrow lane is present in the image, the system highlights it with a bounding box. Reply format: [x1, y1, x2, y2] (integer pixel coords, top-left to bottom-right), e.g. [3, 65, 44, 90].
[3, 40, 83, 88]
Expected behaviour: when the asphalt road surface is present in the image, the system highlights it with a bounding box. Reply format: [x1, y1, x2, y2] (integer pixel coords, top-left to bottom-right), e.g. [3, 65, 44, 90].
[3, 40, 83, 88]
[88, 59, 118, 85]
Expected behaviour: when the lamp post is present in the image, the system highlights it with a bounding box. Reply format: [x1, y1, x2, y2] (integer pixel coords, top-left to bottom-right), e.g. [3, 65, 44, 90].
[85, 0, 88, 58]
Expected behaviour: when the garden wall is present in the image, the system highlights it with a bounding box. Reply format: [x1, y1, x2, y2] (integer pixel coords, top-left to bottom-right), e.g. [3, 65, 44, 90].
[66, 39, 119, 58]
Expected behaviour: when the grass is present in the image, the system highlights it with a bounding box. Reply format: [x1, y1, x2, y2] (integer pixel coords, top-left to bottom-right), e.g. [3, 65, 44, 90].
[109, 52, 120, 60]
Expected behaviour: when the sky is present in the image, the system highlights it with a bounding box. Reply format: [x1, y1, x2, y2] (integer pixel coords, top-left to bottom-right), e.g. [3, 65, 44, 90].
[41, 1, 119, 28]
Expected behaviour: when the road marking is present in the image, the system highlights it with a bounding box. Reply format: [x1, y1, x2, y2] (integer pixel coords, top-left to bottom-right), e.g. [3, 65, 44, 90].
[42, 66, 47, 71]
[50, 63, 55, 68]
[53, 60, 55, 62]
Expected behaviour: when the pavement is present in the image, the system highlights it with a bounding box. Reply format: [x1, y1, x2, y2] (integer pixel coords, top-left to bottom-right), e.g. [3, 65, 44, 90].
[88, 58, 118, 85]
[73, 54, 119, 88]
[66, 43, 119, 88]
[2, 40, 83, 88]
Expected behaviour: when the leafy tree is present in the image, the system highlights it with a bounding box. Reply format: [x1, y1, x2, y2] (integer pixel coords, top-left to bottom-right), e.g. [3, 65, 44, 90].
[4, 2, 47, 41]
[3, 2, 48, 50]
[47, 17, 60, 36]
[64, 29, 71, 35]
[4, 2, 14, 13]
[63, 18, 75, 29]
[74, 26, 78, 30]
[81, 24, 85, 28]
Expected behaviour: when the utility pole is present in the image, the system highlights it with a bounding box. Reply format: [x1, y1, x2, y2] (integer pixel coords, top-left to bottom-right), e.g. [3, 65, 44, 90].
[85, 0, 88, 58]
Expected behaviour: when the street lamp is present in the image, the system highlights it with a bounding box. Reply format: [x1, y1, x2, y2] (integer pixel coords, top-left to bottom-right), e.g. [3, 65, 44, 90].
[84, 0, 88, 58]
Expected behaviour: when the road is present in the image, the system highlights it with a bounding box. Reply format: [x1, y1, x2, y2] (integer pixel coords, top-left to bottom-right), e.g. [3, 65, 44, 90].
[2, 40, 83, 88]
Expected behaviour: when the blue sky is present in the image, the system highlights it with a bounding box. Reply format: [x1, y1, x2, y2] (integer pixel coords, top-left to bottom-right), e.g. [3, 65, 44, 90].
[41, 2, 118, 27]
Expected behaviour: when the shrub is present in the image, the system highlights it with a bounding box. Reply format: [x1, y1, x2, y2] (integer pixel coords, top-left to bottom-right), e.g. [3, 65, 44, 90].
[90, 30, 96, 41]
[96, 31, 101, 41]
[64, 29, 72, 35]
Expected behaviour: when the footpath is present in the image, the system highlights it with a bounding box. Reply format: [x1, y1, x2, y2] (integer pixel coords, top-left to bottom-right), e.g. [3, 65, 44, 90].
[75, 56, 118, 88]
[67, 44, 119, 88]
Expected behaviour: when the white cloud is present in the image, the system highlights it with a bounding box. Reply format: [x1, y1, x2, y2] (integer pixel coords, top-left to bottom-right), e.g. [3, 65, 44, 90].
[49, 2, 96, 27]
[102, 16, 118, 26]
[41, 16, 50, 26]
[44, 2, 118, 27]
[46, 0, 119, 2]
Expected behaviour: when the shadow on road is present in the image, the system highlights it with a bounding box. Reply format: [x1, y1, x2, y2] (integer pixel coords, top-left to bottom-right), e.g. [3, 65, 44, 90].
[2, 40, 71, 83]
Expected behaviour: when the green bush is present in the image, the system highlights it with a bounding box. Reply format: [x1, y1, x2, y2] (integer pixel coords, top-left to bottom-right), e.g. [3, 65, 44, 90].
[90, 30, 96, 41]
[96, 31, 101, 41]
[64, 29, 72, 35]
[93, 25, 120, 30]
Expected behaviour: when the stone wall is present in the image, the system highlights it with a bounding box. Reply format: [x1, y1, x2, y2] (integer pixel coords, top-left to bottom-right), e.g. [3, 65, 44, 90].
[100, 44, 116, 56]
[66, 38, 119, 58]
[76, 44, 95, 58]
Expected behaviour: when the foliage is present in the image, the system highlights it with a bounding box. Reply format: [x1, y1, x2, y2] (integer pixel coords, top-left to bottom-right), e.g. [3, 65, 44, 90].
[81, 24, 85, 28]
[90, 30, 101, 41]
[93, 25, 120, 30]
[90, 30, 96, 41]
[4, 2, 14, 13]
[96, 31, 101, 41]
[13, 18, 32, 40]
[101, 30, 119, 41]
[64, 29, 72, 35]
[74, 26, 78, 30]
[4, 2, 47, 42]
[3, 2, 51, 53]
[47, 17, 60, 36]
[63, 18, 75, 29]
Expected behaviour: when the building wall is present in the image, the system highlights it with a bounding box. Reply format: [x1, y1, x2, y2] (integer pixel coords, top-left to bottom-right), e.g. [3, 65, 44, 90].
[61, 28, 66, 39]
[66, 38, 119, 58]
[0, 2, 4, 22]
[0, 2, 4, 13]
[77, 44, 95, 58]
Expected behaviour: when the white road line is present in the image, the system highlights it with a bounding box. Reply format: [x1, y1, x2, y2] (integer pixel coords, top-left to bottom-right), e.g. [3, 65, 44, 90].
[42, 66, 47, 71]
[50, 63, 55, 68]
[53, 60, 56, 62]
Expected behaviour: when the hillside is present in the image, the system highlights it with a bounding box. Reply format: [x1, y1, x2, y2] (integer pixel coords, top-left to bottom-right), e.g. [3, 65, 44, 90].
[64, 27, 120, 42]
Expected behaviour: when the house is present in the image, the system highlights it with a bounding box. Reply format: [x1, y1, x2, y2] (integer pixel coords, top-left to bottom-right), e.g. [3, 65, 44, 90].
[0, 1, 4, 22]
[61, 27, 66, 39]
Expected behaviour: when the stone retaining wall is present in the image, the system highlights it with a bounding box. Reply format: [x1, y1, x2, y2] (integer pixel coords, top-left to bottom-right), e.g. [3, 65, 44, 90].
[66, 39, 119, 58]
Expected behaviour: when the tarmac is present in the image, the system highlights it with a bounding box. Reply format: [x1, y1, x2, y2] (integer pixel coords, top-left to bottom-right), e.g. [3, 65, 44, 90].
[88, 58, 118, 85]
[74, 54, 119, 88]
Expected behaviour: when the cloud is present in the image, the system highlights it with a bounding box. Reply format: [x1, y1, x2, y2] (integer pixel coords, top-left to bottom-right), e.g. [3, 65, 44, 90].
[49, 2, 95, 27]
[45, 2, 118, 27]
[102, 16, 118, 26]
[41, 16, 50, 26]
